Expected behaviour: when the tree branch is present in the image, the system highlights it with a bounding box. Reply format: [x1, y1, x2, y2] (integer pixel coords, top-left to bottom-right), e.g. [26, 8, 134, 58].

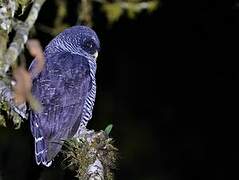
[63, 128, 117, 180]
[0, 0, 46, 75]
[0, 0, 46, 120]
[0, 0, 16, 67]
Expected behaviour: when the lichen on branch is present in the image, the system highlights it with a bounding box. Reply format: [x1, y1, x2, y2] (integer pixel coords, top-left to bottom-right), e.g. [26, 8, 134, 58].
[62, 128, 118, 180]
[0, 0, 46, 127]
[1, 0, 46, 74]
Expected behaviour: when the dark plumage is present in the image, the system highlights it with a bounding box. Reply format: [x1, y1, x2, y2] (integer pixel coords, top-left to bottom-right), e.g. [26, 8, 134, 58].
[29, 26, 100, 166]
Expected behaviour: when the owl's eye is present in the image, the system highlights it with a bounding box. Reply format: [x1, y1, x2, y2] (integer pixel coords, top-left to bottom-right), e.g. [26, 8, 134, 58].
[85, 41, 93, 48]
[83, 40, 94, 50]
[82, 39, 96, 54]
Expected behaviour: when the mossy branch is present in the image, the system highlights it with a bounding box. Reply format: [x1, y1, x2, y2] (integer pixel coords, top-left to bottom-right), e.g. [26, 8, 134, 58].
[0, 80, 27, 120]
[63, 128, 118, 180]
[0, 0, 46, 127]
[0, 0, 46, 75]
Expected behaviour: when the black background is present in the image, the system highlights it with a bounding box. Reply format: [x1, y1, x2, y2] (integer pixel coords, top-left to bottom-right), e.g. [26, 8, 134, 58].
[0, 0, 238, 179]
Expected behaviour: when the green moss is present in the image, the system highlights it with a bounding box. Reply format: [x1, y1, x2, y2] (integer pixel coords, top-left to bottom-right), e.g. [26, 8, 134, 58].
[17, 0, 31, 6]
[0, 114, 6, 127]
[0, 101, 9, 111]
[16, 0, 32, 14]
[0, 30, 8, 64]
[62, 131, 118, 180]
[0, 100, 23, 129]
[101, 0, 159, 24]
[102, 3, 123, 24]
[0, 101, 9, 128]
[63, 138, 93, 179]
[147, 1, 159, 12]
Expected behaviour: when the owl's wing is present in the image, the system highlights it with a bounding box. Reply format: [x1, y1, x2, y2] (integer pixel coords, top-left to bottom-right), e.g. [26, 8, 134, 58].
[30, 52, 91, 160]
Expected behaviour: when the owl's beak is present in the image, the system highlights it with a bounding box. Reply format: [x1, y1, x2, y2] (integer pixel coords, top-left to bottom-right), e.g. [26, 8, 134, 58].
[92, 51, 98, 60]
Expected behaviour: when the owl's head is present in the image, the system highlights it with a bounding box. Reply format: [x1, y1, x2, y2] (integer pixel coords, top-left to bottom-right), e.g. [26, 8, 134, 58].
[49, 25, 100, 60]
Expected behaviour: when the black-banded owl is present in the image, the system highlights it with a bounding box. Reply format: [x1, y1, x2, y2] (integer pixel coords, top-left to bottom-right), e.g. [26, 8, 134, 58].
[29, 26, 100, 166]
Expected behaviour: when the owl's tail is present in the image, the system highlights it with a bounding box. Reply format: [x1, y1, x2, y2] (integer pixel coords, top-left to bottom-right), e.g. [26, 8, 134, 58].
[33, 122, 52, 167]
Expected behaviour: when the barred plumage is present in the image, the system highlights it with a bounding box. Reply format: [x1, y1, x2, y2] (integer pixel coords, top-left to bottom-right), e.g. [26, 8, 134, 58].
[29, 26, 100, 166]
